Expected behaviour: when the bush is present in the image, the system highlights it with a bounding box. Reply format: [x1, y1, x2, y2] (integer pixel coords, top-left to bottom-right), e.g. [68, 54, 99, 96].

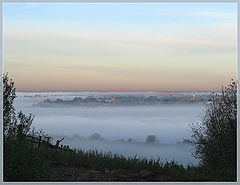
[191, 80, 237, 170]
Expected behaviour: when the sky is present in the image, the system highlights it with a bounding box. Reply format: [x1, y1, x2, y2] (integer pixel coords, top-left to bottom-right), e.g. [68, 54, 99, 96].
[3, 3, 237, 92]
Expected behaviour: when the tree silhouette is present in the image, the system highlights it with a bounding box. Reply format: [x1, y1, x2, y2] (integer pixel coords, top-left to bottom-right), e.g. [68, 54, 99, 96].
[3, 74, 34, 139]
[191, 80, 237, 170]
[3, 74, 49, 181]
[146, 135, 156, 143]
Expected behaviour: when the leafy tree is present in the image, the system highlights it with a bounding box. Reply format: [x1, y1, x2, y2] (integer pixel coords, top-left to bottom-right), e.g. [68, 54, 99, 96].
[3, 74, 35, 139]
[191, 80, 237, 170]
[3, 74, 17, 137]
[146, 135, 156, 143]
[89, 133, 103, 140]
[3, 73, 50, 181]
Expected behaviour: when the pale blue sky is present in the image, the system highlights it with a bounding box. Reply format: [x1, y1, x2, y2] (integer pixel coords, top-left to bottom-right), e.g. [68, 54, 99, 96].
[3, 3, 237, 91]
[4, 3, 236, 28]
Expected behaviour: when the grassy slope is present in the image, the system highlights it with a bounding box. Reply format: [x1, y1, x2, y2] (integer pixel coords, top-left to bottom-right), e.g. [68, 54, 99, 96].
[4, 137, 236, 182]
[45, 148, 236, 182]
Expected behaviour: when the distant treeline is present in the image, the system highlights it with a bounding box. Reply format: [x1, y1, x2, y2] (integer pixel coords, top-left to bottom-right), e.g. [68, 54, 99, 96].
[35, 94, 210, 107]
[53, 133, 193, 145]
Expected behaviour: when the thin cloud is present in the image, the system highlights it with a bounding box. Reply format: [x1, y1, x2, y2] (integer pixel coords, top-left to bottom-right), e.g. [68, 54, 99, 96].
[186, 11, 236, 19]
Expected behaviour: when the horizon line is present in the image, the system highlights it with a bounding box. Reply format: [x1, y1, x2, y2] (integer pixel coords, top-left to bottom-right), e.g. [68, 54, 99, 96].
[16, 90, 221, 93]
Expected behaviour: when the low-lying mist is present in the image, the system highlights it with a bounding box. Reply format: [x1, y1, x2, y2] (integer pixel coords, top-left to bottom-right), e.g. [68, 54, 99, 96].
[14, 92, 205, 166]
[15, 105, 204, 143]
[52, 135, 199, 167]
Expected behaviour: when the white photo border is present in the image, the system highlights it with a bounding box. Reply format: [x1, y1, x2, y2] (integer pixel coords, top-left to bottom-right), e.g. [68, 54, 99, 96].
[0, 1, 238, 185]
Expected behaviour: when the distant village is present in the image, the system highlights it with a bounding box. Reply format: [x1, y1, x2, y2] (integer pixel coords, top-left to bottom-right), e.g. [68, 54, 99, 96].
[35, 94, 210, 107]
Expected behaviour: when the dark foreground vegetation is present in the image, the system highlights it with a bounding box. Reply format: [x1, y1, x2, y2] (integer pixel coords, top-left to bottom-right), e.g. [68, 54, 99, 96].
[4, 140, 236, 181]
[3, 74, 237, 182]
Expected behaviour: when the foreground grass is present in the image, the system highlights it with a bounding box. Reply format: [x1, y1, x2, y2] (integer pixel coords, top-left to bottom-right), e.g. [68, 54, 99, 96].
[46, 148, 236, 181]
[4, 138, 236, 182]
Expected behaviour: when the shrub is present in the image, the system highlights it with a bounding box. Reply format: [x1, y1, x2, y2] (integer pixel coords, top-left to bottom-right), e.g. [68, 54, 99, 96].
[191, 80, 237, 170]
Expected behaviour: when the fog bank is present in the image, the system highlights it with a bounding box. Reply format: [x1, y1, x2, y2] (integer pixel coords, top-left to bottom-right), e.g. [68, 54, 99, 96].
[14, 92, 205, 165]
[53, 135, 199, 167]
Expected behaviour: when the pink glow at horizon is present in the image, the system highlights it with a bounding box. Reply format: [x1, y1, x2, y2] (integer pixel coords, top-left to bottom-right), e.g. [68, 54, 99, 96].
[4, 4, 237, 92]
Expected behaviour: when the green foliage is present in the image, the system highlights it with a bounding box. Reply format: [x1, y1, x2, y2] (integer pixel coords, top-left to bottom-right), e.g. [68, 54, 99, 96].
[191, 80, 237, 170]
[3, 73, 35, 139]
[3, 73, 50, 181]
[4, 135, 49, 181]
[3, 73, 16, 137]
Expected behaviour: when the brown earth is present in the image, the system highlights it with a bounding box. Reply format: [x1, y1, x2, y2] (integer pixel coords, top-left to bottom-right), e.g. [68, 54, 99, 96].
[48, 165, 170, 182]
